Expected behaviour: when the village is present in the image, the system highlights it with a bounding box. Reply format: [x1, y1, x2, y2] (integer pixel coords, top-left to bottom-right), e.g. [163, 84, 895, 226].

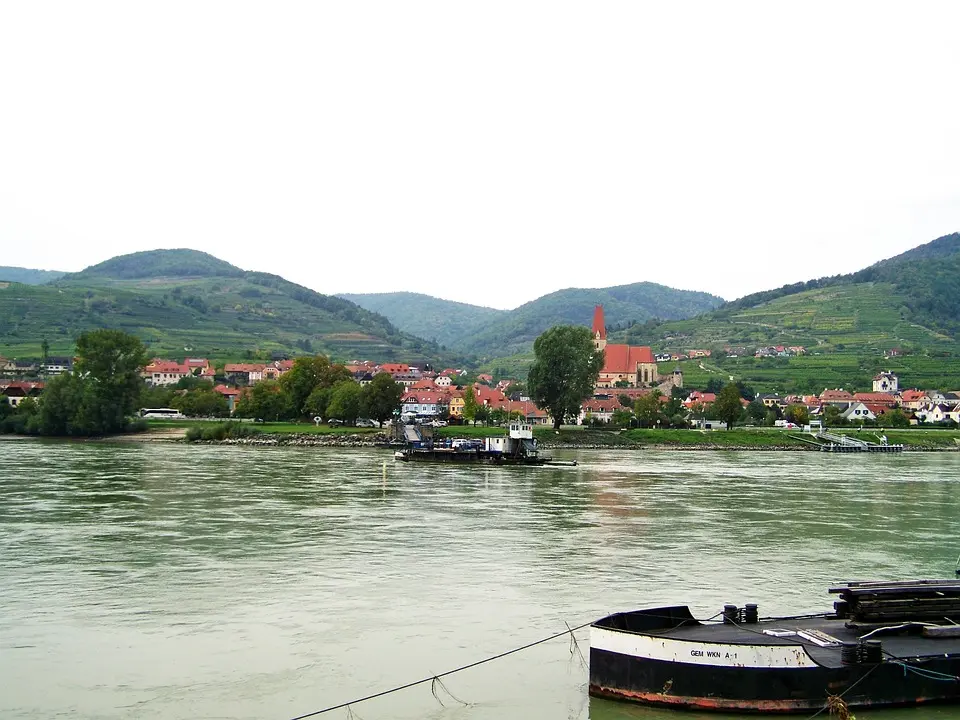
[0, 306, 957, 427]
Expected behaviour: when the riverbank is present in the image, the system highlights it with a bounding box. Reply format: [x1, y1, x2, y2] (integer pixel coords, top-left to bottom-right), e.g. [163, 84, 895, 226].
[163, 422, 960, 451]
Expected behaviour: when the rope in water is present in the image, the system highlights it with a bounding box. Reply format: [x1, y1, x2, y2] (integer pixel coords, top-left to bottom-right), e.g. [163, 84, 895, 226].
[285, 619, 595, 720]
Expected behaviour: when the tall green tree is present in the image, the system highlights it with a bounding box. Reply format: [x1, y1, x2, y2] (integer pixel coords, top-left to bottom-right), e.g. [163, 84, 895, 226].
[713, 382, 745, 430]
[235, 381, 287, 422]
[527, 325, 604, 430]
[462, 385, 479, 425]
[784, 404, 809, 426]
[634, 389, 663, 428]
[280, 355, 352, 418]
[326, 380, 363, 424]
[38, 329, 148, 436]
[360, 372, 404, 426]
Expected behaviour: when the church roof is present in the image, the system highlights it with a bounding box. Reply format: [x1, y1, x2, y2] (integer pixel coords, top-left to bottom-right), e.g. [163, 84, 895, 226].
[592, 305, 606, 339]
[602, 343, 655, 373]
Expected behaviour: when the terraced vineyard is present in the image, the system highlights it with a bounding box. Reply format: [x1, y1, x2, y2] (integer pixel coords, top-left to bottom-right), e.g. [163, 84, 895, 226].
[0, 250, 457, 365]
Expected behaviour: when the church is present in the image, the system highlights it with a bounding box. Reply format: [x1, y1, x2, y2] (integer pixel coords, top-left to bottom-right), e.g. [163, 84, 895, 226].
[591, 305, 660, 388]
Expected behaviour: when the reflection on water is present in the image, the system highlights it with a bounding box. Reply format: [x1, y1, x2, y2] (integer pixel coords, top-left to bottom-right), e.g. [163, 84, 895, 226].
[0, 441, 958, 719]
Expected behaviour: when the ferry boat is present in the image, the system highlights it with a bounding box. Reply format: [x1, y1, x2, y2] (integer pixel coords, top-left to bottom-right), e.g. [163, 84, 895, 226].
[590, 580, 960, 713]
[394, 421, 550, 465]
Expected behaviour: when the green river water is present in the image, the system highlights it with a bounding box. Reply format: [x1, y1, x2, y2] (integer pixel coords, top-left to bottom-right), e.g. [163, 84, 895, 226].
[1, 440, 959, 720]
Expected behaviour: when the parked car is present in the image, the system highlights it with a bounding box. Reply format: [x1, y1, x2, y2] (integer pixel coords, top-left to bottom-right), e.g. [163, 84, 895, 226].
[429, 419, 448, 427]
[327, 418, 344, 426]
[355, 418, 377, 428]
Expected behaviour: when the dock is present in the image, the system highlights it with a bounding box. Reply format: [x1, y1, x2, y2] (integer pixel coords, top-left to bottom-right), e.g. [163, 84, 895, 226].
[790, 430, 904, 453]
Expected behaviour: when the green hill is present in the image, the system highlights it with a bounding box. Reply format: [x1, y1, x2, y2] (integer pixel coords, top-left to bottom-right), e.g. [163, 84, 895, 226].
[457, 282, 724, 358]
[614, 233, 960, 394]
[0, 266, 66, 285]
[337, 292, 506, 347]
[0, 249, 459, 365]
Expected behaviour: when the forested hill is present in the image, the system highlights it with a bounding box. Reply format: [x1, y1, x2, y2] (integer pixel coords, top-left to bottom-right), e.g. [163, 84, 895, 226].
[725, 233, 960, 334]
[591, 232, 960, 395]
[338, 292, 507, 347]
[0, 266, 66, 285]
[0, 249, 460, 365]
[454, 282, 724, 358]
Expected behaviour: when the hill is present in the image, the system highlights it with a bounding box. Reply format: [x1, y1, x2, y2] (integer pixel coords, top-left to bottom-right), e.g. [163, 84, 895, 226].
[0, 249, 459, 365]
[456, 282, 724, 358]
[613, 232, 960, 394]
[337, 292, 506, 347]
[0, 266, 66, 285]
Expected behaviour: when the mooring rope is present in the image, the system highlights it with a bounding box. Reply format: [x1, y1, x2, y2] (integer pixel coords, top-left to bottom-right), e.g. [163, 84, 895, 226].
[284, 619, 594, 720]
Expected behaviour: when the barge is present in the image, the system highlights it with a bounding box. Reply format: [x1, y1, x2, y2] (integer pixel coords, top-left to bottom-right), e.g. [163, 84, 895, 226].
[590, 579, 960, 713]
[394, 421, 553, 465]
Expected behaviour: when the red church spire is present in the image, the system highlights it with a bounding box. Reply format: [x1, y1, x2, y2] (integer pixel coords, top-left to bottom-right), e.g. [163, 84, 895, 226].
[592, 305, 606, 339]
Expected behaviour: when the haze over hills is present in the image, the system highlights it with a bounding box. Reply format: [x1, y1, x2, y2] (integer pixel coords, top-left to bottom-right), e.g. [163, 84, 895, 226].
[344, 282, 725, 358]
[0, 249, 459, 364]
[0, 267, 65, 285]
[337, 292, 507, 347]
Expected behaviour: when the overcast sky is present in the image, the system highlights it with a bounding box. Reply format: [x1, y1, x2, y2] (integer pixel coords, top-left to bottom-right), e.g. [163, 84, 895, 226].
[2, 3, 959, 310]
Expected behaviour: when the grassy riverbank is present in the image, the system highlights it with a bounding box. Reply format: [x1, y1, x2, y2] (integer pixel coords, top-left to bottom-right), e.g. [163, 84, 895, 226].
[156, 419, 960, 450]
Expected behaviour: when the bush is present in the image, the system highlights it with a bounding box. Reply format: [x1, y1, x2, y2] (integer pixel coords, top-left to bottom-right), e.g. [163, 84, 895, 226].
[185, 421, 263, 442]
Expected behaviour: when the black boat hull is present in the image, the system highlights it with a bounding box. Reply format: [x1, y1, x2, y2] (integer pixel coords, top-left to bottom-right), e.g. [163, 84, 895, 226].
[589, 604, 960, 713]
[590, 647, 960, 713]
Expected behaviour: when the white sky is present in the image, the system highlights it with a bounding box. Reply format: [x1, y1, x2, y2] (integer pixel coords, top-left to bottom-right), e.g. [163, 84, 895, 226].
[2, 2, 959, 310]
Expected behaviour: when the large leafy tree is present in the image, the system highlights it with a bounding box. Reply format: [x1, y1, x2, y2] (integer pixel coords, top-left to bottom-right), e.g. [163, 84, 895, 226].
[713, 382, 745, 430]
[462, 385, 478, 425]
[38, 329, 148, 436]
[172, 389, 229, 418]
[360, 372, 403, 426]
[784, 404, 809, 426]
[280, 355, 352, 418]
[326, 380, 363, 424]
[235, 381, 287, 422]
[527, 325, 604, 430]
[634, 389, 663, 428]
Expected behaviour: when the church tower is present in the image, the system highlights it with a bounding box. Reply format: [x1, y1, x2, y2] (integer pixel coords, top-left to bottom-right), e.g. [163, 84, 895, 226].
[592, 305, 607, 352]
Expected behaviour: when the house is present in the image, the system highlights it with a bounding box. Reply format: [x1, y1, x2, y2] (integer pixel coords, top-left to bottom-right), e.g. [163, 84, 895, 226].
[873, 372, 899, 393]
[476, 373, 494, 385]
[400, 391, 449, 418]
[223, 363, 265, 384]
[143, 360, 191, 386]
[655, 353, 673, 362]
[592, 305, 658, 387]
[852, 392, 898, 407]
[760, 394, 784, 408]
[884, 348, 903, 358]
[578, 396, 623, 424]
[447, 389, 465, 418]
[916, 403, 953, 424]
[899, 389, 926, 411]
[435, 375, 452, 387]
[1, 381, 44, 407]
[213, 384, 242, 414]
[2, 359, 38, 377]
[840, 402, 877, 423]
[184, 358, 215, 377]
[820, 389, 854, 407]
[41, 356, 74, 376]
[684, 391, 716, 409]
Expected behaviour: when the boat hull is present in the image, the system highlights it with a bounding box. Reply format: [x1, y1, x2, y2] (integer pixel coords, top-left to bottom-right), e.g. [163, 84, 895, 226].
[589, 605, 960, 714]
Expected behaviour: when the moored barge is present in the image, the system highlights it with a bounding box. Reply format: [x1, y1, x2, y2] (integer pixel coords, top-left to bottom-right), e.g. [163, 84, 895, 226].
[394, 421, 552, 465]
[590, 579, 960, 713]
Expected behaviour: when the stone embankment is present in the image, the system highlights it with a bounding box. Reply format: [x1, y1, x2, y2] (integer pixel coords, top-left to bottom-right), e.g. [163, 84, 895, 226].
[191, 433, 396, 447]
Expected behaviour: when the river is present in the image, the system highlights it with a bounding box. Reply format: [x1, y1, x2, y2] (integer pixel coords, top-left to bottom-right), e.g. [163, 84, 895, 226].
[1, 440, 958, 720]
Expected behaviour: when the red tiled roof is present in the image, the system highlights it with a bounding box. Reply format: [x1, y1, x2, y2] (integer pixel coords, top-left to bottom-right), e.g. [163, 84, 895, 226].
[602, 343, 655, 373]
[213, 384, 241, 396]
[146, 361, 190, 374]
[820, 389, 854, 401]
[853, 392, 897, 405]
[224, 363, 265, 373]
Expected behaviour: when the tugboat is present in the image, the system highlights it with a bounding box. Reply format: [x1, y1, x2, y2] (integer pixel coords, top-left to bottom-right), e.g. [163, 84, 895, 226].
[394, 421, 551, 465]
[590, 580, 960, 713]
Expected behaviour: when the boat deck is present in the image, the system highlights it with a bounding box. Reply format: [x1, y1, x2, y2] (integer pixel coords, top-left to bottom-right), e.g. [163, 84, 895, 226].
[651, 615, 960, 668]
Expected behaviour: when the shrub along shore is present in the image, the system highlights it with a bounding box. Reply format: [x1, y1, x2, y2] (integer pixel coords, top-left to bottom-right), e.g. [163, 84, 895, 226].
[168, 421, 960, 451]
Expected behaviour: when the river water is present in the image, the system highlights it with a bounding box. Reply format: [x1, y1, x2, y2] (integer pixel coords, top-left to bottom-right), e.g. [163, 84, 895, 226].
[1, 440, 959, 720]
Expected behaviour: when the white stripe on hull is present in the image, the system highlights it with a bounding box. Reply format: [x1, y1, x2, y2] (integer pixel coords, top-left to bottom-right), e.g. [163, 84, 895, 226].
[590, 626, 820, 669]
